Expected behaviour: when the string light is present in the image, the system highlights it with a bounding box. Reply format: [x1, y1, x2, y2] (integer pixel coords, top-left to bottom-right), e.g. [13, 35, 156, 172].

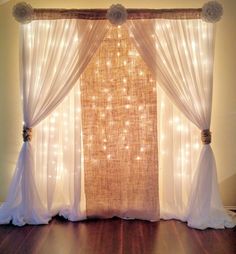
[32, 23, 204, 196]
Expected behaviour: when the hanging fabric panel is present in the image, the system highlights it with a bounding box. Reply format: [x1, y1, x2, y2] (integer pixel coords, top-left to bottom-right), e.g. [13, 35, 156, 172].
[80, 26, 159, 221]
[128, 19, 235, 229]
[0, 19, 109, 226]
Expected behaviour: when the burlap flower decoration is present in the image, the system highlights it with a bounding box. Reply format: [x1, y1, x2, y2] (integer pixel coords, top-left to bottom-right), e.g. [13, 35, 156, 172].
[106, 4, 127, 26]
[12, 2, 33, 24]
[201, 1, 223, 23]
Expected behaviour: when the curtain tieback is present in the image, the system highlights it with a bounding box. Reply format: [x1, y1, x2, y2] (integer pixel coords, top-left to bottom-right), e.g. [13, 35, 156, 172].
[23, 126, 32, 142]
[201, 129, 211, 145]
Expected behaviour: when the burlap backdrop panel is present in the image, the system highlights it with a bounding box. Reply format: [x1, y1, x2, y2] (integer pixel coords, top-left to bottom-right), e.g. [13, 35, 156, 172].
[80, 25, 159, 221]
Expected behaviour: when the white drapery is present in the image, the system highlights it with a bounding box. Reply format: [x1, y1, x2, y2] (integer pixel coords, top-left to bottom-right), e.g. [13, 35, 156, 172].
[128, 19, 235, 229]
[0, 17, 235, 229]
[0, 19, 109, 226]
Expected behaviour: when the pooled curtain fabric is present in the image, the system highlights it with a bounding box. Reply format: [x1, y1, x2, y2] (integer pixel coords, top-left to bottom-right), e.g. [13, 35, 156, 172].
[0, 19, 109, 226]
[128, 19, 235, 229]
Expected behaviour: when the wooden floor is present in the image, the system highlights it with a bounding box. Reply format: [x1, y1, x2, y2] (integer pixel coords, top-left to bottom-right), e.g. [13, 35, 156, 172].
[0, 216, 235, 254]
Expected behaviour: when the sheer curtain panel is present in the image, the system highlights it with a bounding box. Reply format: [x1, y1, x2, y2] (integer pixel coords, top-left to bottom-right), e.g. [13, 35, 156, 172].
[128, 19, 235, 229]
[0, 19, 109, 226]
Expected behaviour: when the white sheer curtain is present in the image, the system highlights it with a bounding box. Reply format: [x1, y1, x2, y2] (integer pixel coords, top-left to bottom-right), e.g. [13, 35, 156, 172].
[32, 81, 86, 222]
[128, 19, 235, 229]
[157, 86, 201, 220]
[0, 19, 109, 226]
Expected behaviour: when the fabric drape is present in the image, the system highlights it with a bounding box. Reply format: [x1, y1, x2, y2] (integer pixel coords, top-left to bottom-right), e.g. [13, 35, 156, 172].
[157, 86, 201, 221]
[80, 25, 159, 221]
[1, 17, 234, 229]
[128, 19, 235, 229]
[0, 19, 109, 226]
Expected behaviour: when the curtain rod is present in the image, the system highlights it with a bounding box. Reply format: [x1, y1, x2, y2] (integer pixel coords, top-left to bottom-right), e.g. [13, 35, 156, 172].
[32, 8, 202, 20]
[12, 2, 223, 24]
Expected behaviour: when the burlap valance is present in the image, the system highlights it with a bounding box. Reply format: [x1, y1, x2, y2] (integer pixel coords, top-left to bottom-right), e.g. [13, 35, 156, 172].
[32, 8, 202, 20]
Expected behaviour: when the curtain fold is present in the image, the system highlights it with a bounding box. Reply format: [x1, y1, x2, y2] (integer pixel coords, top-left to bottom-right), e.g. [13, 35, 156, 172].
[128, 19, 235, 229]
[157, 86, 201, 221]
[0, 19, 109, 226]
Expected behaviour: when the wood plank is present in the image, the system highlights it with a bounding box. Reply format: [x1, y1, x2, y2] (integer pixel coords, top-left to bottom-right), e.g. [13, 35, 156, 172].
[0, 224, 34, 254]
[0, 217, 235, 254]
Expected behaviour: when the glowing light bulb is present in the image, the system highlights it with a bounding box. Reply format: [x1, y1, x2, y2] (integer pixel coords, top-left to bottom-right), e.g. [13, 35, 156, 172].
[173, 117, 180, 123]
[161, 134, 165, 140]
[125, 145, 129, 150]
[138, 105, 144, 111]
[50, 118, 56, 123]
[125, 121, 130, 126]
[193, 143, 200, 150]
[74, 36, 79, 42]
[109, 121, 114, 125]
[107, 154, 111, 160]
[43, 126, 49, 132]
[140, 114, 146, 119]
[139, 71, 144, 76]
